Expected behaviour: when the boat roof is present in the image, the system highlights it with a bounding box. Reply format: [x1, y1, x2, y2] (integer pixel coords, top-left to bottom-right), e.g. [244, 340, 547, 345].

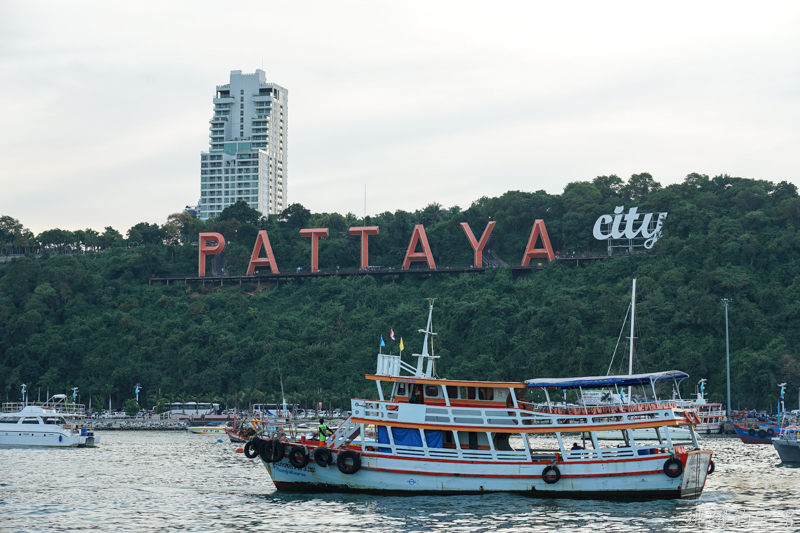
[525, 370, 689, 390]
[365, 374, 527, 389]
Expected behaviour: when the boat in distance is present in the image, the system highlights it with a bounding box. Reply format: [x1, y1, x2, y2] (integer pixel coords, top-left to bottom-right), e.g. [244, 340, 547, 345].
[773, 426, 800, 463]
[1, 396, 100, 448]
[242, 300, 713, 499]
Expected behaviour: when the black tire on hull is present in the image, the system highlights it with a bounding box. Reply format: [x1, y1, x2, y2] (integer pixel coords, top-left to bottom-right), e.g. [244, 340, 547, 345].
[244, 439, 260, 459]
[313, 447, 332, 467]
[289, 446, 310, 469]
[259, 439, 286, 463]
[542, 465, 561, 484]
[707, 459, 715, 475]
[757, 429, 767, 439]
[663, 458, 683, 478]
[748, 428, 756, 436]
[336, 450, 361, 474]
[767, 428, 775, 436]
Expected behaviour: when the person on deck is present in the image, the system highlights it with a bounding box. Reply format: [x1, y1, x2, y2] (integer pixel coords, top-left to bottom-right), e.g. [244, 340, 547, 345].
[571, 442, 584, 450]
[318, 418, 330, 443]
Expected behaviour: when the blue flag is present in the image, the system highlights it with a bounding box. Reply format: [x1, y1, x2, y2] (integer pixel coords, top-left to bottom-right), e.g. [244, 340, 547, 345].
[380, 335, 385, 347]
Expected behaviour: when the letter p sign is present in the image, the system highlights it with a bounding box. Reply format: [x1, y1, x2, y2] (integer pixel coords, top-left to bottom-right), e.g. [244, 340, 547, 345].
[198, 232, 225, 277]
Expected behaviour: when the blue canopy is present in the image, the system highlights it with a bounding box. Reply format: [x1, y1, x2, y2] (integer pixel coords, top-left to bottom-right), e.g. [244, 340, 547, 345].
[525, 371, 688, 390]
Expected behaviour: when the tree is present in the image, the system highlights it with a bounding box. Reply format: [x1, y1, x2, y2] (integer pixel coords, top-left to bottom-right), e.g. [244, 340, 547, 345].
[128, 223, 165, 245]
[622, 172, 662, 202]
[218, 201, 262, 226]
[123, 398, 140, 417]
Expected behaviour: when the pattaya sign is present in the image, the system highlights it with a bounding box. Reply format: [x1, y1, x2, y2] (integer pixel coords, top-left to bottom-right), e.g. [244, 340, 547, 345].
[197, 220, 555, 276]
[593, 206, 667, 249]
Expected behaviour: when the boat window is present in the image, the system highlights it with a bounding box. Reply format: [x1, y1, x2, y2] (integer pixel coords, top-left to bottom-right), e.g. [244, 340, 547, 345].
[478, 387, 494, 401]
[456, 430, 489, 450]
[396, 383, 407, 396]
[445, 386, 458, 399]
[467, 388, 477, 400]
[493, 432, 526, 451]
[43, 417, 58, 425]
[424, 385, 439, 398]
[0, 416, 19, 423]
[22, 417, 40, 424]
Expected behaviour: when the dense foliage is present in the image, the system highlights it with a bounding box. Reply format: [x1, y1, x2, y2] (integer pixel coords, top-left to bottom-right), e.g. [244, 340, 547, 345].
[2, 172, 799, 413]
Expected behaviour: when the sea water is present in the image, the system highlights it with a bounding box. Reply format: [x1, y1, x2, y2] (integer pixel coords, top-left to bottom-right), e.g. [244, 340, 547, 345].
[0, 432, 797, 532]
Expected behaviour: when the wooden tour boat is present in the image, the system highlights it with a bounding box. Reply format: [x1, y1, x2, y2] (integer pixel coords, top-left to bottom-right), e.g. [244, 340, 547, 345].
[243, 300, 713, 499]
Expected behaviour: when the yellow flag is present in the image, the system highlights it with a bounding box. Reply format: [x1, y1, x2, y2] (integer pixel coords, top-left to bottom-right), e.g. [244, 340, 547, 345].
[400, 338, 404, 351]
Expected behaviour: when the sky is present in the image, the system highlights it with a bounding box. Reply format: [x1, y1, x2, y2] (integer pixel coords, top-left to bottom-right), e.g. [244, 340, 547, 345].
[0, 1, 798, 234]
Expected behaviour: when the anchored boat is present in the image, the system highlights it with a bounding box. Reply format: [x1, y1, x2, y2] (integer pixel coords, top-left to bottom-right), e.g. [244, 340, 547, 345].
[1, 396, 100, 448]
[243, 300, 713, 499]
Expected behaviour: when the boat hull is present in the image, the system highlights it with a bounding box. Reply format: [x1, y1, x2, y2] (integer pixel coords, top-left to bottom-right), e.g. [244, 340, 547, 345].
[0, 431, 99, 447]
[773, 439, 800, 463]
[264, 449, 711, 500]
[732, 423, 774, 444]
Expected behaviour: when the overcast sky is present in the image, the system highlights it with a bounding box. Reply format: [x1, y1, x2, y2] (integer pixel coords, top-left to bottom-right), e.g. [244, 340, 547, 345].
[1, 1, 798, 234]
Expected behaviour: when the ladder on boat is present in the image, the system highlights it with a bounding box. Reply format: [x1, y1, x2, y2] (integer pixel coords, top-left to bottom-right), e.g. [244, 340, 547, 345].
[328, 416, 360, 451]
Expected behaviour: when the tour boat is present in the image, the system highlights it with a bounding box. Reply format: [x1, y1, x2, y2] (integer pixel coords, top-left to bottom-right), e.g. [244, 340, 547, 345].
[243, 300, 713, 499]
[0, 396, 100, 447]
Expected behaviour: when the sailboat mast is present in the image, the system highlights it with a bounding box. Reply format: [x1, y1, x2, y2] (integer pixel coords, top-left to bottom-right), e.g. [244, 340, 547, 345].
[628, 278, 637, 404]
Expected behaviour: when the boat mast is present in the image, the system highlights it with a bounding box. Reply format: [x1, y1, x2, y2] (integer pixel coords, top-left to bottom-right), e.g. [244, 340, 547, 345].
[414, 298, 438, 378]
[628, 278, 636, 404]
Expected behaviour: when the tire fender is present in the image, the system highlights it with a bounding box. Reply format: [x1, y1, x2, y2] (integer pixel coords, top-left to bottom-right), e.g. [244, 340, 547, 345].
[542, 465, 561, 484]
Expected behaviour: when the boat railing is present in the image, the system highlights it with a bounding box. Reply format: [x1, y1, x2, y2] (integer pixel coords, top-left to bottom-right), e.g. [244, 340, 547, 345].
[375, 353, 418, 377]
[523, 401, 677, 416]
[1, 401, 87, 415]
[352, 399, 682, 432]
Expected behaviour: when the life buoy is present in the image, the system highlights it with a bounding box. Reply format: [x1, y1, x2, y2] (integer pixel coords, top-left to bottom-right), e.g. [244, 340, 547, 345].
[707, 459, 715, 475]
[542, 465, 561, 484]
[748, 428, 756, 436]
[767, 428, 775, 436]
[288, 446, 310, 469]
[757, 429, 767, 439]
[337, 450, 361, 474]
[244, 439, 260, 459]
[313, 446, 332, 467]
[663, 458, 683, 478]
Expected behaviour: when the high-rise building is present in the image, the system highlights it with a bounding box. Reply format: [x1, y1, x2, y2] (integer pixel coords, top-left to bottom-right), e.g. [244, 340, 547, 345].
[198, 69, 288, 220]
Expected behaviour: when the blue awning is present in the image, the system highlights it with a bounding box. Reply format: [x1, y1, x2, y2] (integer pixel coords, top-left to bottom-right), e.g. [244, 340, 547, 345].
[525, 371, 689, 390]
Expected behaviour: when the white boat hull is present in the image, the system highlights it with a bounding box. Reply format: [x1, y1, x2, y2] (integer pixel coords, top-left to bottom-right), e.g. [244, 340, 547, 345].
[264, 449, 711, 499]
[0, 429, 100, 447]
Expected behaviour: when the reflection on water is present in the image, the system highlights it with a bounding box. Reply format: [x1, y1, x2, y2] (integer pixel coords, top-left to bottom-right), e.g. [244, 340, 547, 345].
[0, 432, 797, 532]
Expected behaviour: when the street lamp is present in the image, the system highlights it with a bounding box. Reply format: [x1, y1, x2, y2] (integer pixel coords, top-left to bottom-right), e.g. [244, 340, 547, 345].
[721, 299, 732, 416]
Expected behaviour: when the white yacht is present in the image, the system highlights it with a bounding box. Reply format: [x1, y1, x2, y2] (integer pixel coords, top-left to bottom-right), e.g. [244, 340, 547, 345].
[0, 396, 100, 448]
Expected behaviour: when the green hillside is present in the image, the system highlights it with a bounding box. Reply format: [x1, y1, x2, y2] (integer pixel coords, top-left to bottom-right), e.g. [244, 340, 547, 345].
[2, 172, 799, 412]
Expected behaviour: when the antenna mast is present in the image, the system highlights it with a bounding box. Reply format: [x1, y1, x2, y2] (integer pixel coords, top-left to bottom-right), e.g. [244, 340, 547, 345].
[628, 278, 636, 404]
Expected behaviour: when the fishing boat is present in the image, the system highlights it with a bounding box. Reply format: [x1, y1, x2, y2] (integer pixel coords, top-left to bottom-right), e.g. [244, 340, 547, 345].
[0, 396, 100, 447]
[242, 300, 713, 499]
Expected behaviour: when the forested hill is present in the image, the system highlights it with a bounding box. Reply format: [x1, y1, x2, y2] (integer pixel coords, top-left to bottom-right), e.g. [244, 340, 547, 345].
[2, 172, 800, 412]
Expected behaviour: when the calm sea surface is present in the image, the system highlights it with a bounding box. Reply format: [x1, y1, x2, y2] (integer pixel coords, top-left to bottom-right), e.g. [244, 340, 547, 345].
[1, 432, 798, 532]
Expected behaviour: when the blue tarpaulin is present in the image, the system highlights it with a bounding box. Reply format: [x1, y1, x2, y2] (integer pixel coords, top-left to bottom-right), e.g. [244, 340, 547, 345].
[376, 427, 443, 450]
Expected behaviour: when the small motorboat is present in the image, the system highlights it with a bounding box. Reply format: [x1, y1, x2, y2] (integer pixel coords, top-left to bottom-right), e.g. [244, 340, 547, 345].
[187, 422, 229, 435]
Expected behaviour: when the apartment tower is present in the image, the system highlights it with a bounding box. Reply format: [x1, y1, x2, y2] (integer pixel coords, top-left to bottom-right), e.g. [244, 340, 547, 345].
[198, 69, 287, 219]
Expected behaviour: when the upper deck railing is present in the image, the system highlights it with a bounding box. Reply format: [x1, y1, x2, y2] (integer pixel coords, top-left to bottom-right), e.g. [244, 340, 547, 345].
[2, 401, 87, 415]
[351, 398, 692, 433]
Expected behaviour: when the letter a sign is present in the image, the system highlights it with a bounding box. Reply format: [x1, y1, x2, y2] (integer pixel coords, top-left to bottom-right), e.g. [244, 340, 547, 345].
[521, 220, 554, 265]
[247, 230, 280, 275]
